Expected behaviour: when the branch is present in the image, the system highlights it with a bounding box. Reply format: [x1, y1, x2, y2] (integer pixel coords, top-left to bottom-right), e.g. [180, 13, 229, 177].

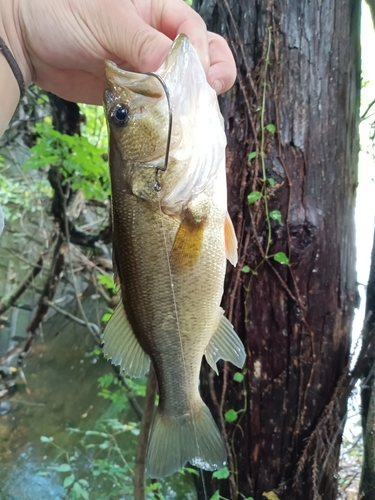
[44, 299, 101, 342]
[361, 98, 375, 122]
[366, 0, 375, 31]
[19, 235, 65, 364]
[133, 366, 157, 500]
[0, 255, 44, 316]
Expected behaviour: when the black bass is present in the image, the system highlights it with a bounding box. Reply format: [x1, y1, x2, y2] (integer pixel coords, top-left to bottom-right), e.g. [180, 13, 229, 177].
[103, 34, 245, 478]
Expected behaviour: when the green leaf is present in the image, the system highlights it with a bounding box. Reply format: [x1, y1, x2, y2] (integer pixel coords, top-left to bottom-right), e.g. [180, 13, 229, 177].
[56, 464, 71, 472]
[269, 210, 282, 223]
[210, 491, 220, 500]
[40, 436, 54, 443]
[213, 467, 230, 479]
[241, 265, 250, 273]
[248, 151, 257, 161]
[183, 467, 199, 476]
[267, 178, 276, 187]
[233, 372, 244, 383]
[78, 479, 89, 487]
[224, 409, 238, 423]
[101, 313, 112, 322]
[265, 123, 276, 134]
[273, 252, 289, 265]
[97, 274, 116, 290]
[63, 474, 75, 488]
[247, 191, 262, 204]
[72, 481, 89, 500]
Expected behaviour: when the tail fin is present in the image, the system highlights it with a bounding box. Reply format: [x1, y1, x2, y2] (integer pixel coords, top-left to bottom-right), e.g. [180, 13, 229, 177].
[146, 402, 227, 478]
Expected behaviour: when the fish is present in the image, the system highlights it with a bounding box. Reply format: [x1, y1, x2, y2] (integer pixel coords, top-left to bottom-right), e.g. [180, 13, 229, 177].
[102, 34, 246, 479]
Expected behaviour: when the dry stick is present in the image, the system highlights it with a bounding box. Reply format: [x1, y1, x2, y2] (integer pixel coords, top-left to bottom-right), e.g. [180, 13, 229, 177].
[0, 234, 57, 316]
[44, 299, 101, 340]
[133, 366, 157, 500]
[0, 255, 44, 316]
[19, 235, 65, 364]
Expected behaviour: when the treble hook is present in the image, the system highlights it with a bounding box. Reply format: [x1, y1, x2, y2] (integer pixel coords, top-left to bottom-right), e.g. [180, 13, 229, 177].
[146, 72, 173, 192]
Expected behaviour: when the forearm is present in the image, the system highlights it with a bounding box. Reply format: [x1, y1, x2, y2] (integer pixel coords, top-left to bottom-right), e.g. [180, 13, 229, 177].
[0, 2, 31, 137]
[0, 52, 21, 137]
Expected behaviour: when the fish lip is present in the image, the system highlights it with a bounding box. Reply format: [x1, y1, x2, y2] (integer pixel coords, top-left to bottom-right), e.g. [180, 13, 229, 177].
[104, 60, 145, 79]
[104, 33, 189, 82]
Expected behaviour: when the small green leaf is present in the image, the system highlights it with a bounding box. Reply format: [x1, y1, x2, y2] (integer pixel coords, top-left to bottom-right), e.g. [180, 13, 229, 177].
[241, 265, 250, 273]
[267, 178, 276, 187]
[210, 491, 220, 500]
[248, 151, 257, 161]
[184, 467, 199, 476]
[213, 466, 230, 479]
[247, 191, 262, 204]
[101, 313, 112, 322]
[224, 409, 238, 423]
[72, 482, 89, 500]
[265, 123, 276, 134]
[233, 372, 244, 383]
[56, 464, 71, 472]
[273, 252, 289, 265]
[40, 436, 54, 443]
[256, 106, 262, 111]
[78, 479, 89, 487]
[63, 474, 75, 488]
[269, 210, 282, 223]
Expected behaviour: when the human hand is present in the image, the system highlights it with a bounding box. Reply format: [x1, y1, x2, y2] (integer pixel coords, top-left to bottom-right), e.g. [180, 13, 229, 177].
[1, 0, 236, 104]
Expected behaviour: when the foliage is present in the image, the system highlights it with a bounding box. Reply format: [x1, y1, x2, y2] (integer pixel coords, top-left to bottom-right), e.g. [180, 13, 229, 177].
[23, 121, 109, 201]
[0, 157, 52, 221]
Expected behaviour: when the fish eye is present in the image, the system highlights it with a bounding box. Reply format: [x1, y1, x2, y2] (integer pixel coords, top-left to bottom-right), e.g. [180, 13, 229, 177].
[110, 103, 130, 127]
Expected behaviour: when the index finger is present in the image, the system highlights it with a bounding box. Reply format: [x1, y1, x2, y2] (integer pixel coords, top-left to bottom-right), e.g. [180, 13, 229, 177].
[153, 0, 210, 74]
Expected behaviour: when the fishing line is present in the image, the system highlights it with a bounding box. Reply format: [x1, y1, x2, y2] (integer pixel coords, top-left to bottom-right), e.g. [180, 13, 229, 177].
[156, 194, 208, 500]
[146, 72, 173, 192]
[151, 72, 208, 500]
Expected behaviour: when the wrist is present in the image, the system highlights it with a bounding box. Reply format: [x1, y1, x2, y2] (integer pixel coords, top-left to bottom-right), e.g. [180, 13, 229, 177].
[0, 0, 32, 88]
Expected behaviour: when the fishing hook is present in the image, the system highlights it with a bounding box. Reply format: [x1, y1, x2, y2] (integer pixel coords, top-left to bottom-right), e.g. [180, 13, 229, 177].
[146, 72, 173, 192]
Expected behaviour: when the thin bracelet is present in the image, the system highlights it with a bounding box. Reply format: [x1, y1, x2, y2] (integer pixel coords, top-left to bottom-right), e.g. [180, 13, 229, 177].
[0, 36, 25, 99]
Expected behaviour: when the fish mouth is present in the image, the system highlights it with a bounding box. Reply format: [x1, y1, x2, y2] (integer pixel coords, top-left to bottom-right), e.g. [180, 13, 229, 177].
[104, 34, 189, 95]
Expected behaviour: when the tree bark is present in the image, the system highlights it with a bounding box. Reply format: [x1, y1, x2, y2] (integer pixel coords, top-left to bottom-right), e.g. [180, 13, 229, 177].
[360, 228, 375, 499]
[196, 1, 360, 499]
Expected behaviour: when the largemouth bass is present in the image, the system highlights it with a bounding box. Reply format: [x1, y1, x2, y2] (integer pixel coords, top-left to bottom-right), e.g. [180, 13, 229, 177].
[103, 34, 246, 479]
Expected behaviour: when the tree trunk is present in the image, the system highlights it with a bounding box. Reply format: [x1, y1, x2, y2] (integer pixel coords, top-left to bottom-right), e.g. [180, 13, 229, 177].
[360, 228, 375, 499]
[197, 1, 360, 499]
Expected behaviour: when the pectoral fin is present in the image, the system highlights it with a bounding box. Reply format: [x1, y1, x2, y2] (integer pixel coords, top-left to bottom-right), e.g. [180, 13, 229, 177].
[225, 212, 238, 266]
[205, 309, 246, 374]
[102, 302, 150, 378]
[170, 212, 206, 271]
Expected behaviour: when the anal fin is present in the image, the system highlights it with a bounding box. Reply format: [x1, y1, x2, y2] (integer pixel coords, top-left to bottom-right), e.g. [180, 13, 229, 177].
[102, 302, 150, 378]
[205, 309, 246, 374]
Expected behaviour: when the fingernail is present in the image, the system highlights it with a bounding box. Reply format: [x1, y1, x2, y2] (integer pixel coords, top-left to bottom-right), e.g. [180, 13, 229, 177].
[212, 79, 224, 95]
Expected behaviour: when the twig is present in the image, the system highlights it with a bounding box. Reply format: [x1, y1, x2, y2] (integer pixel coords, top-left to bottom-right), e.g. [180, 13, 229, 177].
[44, 299, 101, 342]
[0, 256, 44, 316]
[361, 98, 375, 121]
[133, 366, 157, 500]
[19, 235, 65, 365]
